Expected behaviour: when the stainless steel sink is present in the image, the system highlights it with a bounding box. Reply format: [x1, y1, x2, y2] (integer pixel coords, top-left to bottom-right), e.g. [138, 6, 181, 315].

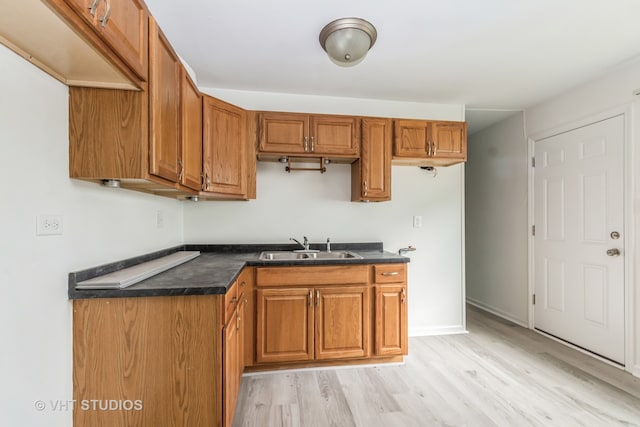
[258, 250, 363, 261]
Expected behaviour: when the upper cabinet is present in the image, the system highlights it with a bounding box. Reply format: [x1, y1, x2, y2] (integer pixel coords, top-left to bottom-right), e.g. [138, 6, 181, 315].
[68, 17, 197, 198]
[149, 17, 181, 183]
[180, 67, 203, 192]
[61, 0, 149, 80]
[202, 96, 256, 199]
[393, 119, 467, 166]
[258, 112, 360, 159]
[351, 118, 392, 202]
[0, 0, 148, 89]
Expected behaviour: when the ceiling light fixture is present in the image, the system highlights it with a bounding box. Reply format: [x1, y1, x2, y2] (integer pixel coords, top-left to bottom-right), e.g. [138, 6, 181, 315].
[319, 17, 377, 67]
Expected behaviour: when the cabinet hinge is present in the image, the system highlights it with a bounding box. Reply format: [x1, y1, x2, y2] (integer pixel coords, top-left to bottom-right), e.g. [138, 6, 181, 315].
[532, 157, 536, 167]
[532, 225, 535, 236]
[532, 294, 536, 305]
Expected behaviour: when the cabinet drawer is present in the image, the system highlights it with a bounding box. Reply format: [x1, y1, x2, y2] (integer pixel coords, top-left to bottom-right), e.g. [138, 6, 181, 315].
[256, 265, 368, 287]
[373, 264, 406, 284]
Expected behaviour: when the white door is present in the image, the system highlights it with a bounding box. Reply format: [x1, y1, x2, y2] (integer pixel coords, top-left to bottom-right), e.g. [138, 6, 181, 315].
[534, 115, 625, 364]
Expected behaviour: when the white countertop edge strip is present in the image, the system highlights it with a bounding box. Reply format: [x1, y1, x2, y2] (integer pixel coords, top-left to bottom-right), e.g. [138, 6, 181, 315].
[76, 251, 201, 289]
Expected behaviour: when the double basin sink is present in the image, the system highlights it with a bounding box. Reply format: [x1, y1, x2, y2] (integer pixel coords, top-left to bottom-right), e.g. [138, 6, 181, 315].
[258, 250, 362, 261]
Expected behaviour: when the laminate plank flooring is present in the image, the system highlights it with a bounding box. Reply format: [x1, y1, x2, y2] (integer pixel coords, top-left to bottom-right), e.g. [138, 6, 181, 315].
[233, 305, 640, 426]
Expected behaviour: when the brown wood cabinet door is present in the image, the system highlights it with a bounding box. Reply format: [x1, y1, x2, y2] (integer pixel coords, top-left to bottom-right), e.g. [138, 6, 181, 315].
[432, 121, 467, 160]
[258, 112, 308, 153]
[256, 288, 314, 363]
[315, 286, 370, 360]
[203, 96, 247, 196]
[223, 306, 239, 427]
[180, 67, 203, 191]
[354, 117, 392, 201]
[374, 285, 408, 356]
[62, 0, 148, 80]
[310, 115, 360, 156]
[393, 119, 429, 157]
[239, 268, 256, 368]
[149, 18, 181, 183]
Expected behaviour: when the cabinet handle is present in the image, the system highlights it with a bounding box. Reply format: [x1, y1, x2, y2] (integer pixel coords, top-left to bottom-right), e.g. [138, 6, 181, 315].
[236, 313, 241, 330]
[363, 180, 368, 197]
[315, 289, 320, 307]
[204, 172, 211, 190]
[401, 287, 406, 304]
[304, 136, 309, 152]
[89, 0, 101, 16]
[427, 141, 432, 157]
[230, 296, 237, 303]
[310, 136, 315, 152]
[432, 141, 437, 157]
[240, 281, 246, 287]
[100, 0, 111, 27]
[178, 159, 184, 181]
[381, 271, 399, 276]
[309, 289, 313, 307]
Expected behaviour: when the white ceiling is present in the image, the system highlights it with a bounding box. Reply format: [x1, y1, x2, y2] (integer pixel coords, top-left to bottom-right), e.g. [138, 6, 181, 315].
[145, 0, 640, 132]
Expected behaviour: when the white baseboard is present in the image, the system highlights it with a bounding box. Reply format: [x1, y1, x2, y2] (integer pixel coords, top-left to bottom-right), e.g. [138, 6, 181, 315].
[466, 297, 528, 328]
[633, 365, 640, 378]
[409, 325, 468, 337]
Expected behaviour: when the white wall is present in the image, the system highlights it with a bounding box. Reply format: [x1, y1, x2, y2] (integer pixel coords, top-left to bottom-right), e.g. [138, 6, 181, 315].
[526, 57, 640, 375]
[465, 113, 528, 325]
[188, 88, 466, 336]
[0, 46, 184, 427]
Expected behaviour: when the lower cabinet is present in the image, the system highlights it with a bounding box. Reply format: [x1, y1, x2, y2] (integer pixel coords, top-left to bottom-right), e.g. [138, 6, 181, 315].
[373, 264, 408, 356]
[254, 264, 406, 368]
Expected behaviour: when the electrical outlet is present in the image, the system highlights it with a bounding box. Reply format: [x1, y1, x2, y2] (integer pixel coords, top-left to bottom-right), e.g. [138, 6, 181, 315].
[413, 215, 422, 228]
[37, 215, 63, 236]
[156, 210, 164, 228]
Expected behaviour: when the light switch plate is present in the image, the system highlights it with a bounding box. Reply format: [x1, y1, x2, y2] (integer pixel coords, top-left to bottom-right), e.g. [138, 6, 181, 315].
[413, 215, 422, 228]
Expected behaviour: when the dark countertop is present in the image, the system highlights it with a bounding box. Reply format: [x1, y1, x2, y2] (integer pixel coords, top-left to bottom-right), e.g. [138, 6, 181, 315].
[68, 243, 410, 299]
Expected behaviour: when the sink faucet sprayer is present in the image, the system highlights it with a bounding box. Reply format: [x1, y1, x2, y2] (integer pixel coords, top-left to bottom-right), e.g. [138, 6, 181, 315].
[399, 246, 416, 255]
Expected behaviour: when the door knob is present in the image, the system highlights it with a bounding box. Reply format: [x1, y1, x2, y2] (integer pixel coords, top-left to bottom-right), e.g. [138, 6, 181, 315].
[606, 248, 621, 257]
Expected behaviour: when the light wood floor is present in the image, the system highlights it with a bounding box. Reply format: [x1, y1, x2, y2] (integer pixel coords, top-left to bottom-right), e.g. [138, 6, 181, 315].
[233, 305, 640, 426]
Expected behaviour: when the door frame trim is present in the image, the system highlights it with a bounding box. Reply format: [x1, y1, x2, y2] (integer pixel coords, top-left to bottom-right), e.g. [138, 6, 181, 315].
[527, 104, 635, 372]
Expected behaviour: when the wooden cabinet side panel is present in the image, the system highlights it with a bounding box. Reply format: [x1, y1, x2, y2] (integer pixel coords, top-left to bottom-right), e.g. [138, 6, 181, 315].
[180, 67, 203, 191]
[256, 288, 314, 363]
[203, 96, 247, 196]
[315, 286, 370, 360]
[69, 86, 147, 179]
[73, 296, 220, 427]
[149, 18, 181, 183]
[245, 111, 257, 199]
[393, 119, 429, 157]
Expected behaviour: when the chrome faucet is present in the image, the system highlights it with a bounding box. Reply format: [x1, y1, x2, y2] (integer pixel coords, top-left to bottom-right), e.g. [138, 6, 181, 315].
[326, 237, 331, 253]
[290, 236, 310, 251]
